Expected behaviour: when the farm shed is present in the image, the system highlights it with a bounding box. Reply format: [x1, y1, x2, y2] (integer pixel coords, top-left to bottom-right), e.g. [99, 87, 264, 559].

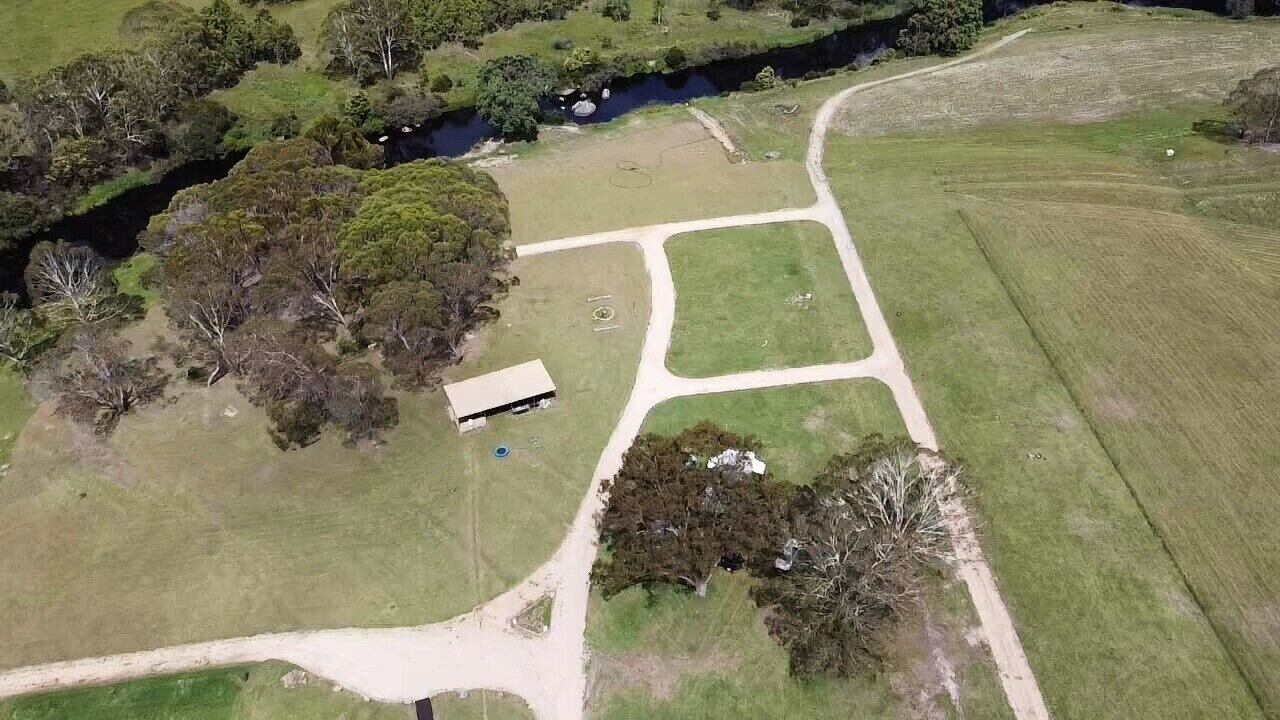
[443, 359, 557, 432]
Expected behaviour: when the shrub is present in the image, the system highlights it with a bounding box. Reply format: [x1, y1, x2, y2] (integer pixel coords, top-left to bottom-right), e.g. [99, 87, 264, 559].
[664, 46, 688, 69]
[897, 0, 982, 56]
[269, 112, 301, 139]
[430, 73, 454, 93]
[602, 0, 632, 21]
[706, 0, 722, 20]
[553, 36, 575, 50]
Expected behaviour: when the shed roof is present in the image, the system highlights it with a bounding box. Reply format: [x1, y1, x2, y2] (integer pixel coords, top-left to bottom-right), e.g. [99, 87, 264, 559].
[443, 359, 556, 419]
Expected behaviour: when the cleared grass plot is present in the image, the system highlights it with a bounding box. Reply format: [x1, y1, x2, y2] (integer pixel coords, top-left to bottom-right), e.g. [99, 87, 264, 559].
[665, 222, 873, 378]
[585, 381, 1013, 720]
[488, 113, 814, 244]
[0, 243, 647, 669]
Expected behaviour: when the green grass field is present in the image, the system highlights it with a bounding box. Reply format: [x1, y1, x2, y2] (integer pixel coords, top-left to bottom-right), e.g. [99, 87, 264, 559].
[823, 111, 1272, 720]
[0, 243, 647, 669]
[0, 662, 534, 720]
[689, 11, 1280, 715]
[664, 222, 872, 377]
[584, 381, 1014, 719]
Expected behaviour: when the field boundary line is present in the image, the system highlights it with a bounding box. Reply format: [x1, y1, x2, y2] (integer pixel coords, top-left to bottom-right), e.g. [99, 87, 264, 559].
[956, 207, 1270, 717]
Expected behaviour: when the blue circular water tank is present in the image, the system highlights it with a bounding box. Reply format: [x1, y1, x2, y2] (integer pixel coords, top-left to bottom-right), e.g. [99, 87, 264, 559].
[494, 445, 511, 459]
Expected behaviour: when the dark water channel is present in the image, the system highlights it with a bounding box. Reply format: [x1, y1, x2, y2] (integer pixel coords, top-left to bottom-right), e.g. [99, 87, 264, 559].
[1, 0, 1261, 296]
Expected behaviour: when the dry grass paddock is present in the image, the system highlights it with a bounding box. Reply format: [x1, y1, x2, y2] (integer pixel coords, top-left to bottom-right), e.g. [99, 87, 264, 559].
[487, 112, 815, 245]
[836, 5, 1280, 137]
[0, 243, 648, 669]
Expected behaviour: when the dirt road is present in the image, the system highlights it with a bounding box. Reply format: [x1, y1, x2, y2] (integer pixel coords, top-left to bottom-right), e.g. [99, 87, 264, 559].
[0, 30, 1047, 720]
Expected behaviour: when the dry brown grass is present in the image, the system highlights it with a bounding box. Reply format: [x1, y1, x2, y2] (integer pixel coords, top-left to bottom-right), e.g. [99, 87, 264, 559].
[487, 111, 815, 244]
[836, 7, 1280, 137]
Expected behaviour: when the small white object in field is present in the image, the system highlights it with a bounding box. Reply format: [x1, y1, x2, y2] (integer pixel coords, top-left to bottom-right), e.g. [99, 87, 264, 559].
[378, 135, 389, 143]
[1166, 148, 1175, 158]
[222, 406, 239, 418]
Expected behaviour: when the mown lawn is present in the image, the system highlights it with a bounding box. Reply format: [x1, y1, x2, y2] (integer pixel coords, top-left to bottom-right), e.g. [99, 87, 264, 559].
[0, 243, 647, 669]
[664, 222, 872, 377]
[0, 662, 533, 719]
[824, 111, 1272, 720]
[584, 381, 1014, 719]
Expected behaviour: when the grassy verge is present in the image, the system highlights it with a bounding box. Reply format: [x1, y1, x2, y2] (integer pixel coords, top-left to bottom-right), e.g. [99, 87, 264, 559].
[0, 663, 534, 720]
[0, 368, 34, 469]
[214, 65, 351, 146]
[72, 170, 157, 215]
[111, 252, 162, 309]
[0, 243, 647, 668]
[665, 221, 872, 377]
[585, 381, 1013, 719]
[421, 0, 906, 106]
[823, 111, 1269, 719]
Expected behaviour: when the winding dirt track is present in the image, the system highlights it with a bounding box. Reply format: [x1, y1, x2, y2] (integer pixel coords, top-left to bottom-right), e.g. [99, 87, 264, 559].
[0, 30, 1048, 720]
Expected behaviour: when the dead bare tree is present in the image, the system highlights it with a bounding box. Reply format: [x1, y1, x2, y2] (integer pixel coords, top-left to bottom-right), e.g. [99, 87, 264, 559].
[56, 331, 167, 433]
[0, 293, 45, 368]
[757, 438, 956, 679]
[23, 240, 119, 325]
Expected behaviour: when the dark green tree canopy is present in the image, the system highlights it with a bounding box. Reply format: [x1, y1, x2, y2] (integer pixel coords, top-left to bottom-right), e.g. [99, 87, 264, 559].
[596, 422, 791, 598]
[1227, 66, 1280, 144]
[897, 0, 982, 56]
[143, 137, 511, 444]
[475, 55, 555, 141]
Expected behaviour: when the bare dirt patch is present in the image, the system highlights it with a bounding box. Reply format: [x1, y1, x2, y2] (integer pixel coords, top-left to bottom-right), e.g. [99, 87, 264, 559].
[589, 647, 736, 704]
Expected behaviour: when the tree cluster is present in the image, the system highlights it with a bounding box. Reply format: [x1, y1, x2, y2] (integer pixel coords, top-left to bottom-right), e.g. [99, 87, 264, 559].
[0, 0, 300, 251]
[475, 55, 556, 141]
[1226, 66, 1280, 144]
[596, 430, 959, 680]
[897, 0, 982, 57]
[756, 437, 956, 678]
[596, 423, 791, 597]
[143, 131, 511, 447]
[3, 240, 154, 432]
[322, 0, 579, 81]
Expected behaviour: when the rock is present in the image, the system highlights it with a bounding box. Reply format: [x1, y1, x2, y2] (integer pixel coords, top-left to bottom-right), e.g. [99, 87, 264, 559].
[280, 669, 308, 689]
[401, 126, 412, 133]
[571, 99, 597, 117]
[222, 406, 239, 418]
[763, 150, 781, 160]
[601, 88, 611, 99]
[378, 135, 389, 143]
